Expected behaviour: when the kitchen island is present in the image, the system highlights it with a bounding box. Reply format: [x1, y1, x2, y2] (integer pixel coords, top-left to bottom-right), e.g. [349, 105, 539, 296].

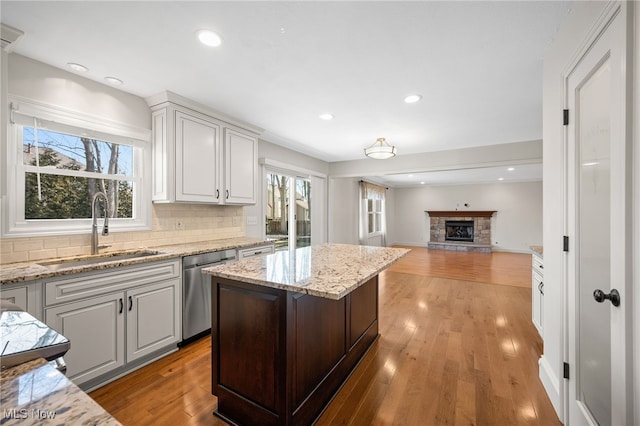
[203, 243, 409, 426]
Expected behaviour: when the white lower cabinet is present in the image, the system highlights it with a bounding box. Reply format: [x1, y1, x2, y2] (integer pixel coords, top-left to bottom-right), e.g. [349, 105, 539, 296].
[126, 279, 180, 362]
[531, 252, 544, 336]
[1, 280, 42, 319]
[43, 259, 181, 388]
[45, 292, 125, 383]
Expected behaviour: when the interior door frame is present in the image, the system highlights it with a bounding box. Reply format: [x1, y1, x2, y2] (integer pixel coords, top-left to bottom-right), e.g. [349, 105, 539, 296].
[562, 1, 633, 424]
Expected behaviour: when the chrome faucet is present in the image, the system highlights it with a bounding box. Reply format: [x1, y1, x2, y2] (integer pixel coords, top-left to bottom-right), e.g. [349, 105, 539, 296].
[91, 192, 110, 255]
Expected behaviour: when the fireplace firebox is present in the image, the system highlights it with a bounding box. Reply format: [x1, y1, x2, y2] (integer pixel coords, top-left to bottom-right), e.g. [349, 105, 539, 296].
[445, 220, 474, 242]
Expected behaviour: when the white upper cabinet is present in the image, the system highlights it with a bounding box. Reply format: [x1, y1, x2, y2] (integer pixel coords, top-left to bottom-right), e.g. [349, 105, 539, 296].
[147, 91, 262, 204]
[224, 128, 257, 204]
[175, 111, 220, 202]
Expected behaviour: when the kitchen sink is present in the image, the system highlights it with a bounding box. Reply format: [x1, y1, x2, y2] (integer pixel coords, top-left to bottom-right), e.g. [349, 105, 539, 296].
[38, 250, 163, 271]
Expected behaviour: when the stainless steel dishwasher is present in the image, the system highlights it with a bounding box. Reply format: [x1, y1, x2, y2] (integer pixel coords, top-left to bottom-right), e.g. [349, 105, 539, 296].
[181, 249, 236, 345]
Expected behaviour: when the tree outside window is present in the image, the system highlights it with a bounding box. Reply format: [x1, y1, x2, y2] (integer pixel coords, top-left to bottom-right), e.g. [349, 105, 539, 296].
[22, 127, 134, 221]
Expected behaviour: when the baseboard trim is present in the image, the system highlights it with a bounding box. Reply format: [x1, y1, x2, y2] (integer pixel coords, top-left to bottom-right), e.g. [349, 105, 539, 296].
[539, 355, 564, 422]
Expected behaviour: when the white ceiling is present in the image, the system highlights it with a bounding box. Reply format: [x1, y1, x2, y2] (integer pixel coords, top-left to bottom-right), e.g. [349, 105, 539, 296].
[1, 1, 571, 184]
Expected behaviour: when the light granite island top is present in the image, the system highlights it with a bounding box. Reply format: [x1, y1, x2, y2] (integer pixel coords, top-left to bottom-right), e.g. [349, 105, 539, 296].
[203, 243, 410, 300]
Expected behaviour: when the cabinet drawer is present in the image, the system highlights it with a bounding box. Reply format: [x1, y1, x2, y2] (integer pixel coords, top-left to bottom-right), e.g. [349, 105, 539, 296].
[1, 286, 28, 310]
[532, 255, 544, 276]
[45, 260, 181, 306]
[237, 244, 274, 259]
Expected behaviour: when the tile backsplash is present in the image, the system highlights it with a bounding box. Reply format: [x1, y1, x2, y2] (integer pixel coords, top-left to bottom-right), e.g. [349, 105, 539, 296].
[0, 204, 245, 264]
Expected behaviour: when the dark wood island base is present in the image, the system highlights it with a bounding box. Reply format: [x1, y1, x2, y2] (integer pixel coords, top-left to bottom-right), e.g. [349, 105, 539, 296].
[211, 275, 379, 426]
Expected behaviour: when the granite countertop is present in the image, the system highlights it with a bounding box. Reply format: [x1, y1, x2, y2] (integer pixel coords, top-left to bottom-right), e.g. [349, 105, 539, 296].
[0, 237, 267, 285]
[530, 245, 543, 258]
[1, 303, 70, 368]
[204, 243, 410, 300]
[0, 358, 121, 425]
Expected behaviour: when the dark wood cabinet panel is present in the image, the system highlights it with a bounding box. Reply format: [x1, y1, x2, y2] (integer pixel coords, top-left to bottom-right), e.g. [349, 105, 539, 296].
[211, 276, 379, 426]
[292, 294, 346, 407]
[218, 285, 281, 411]
[349, 278, 378, 348]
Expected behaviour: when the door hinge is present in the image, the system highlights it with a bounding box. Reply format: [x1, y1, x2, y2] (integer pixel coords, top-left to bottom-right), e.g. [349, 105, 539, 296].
[563, 236, 569, 252]
[563, 109, 569, 125]
[563, 362, 570, 379]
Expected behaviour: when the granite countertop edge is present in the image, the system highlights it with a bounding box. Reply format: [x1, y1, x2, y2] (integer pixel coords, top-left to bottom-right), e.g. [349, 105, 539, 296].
[1, 237, 268, 285]
[0, 358, 121, 425]
[529, 245, 543, 258]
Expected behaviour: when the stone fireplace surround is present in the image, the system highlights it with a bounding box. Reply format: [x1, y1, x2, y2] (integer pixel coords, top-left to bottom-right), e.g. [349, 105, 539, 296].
[426, 211, 496, 253]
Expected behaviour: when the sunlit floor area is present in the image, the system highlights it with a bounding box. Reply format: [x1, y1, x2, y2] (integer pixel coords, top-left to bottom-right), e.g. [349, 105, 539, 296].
[90, 247, 560, 425]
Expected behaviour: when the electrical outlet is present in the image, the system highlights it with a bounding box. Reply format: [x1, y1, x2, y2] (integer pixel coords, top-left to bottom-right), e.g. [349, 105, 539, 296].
[232, 216, 240, 226]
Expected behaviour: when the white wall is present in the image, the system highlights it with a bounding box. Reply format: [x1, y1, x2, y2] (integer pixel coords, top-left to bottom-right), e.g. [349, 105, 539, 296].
[390, 181, 542, 252]
[327, 177, 360, 245]
[7, 54, 150, 131]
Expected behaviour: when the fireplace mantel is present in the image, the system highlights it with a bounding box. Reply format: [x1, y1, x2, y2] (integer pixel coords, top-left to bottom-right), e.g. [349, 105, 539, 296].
[425, 210, 496, 218]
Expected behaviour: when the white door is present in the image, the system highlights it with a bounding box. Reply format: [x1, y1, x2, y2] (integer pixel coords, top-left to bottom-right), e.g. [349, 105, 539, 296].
[265, 171, 312, 251]
[566, 3, 631, 425]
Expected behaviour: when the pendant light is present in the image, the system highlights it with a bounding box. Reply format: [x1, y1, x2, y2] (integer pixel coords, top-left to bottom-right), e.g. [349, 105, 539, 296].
[364, 138, 396, 159]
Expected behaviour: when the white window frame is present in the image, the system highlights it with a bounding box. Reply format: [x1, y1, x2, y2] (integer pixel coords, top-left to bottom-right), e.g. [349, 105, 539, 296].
[2, 97, 152, 237]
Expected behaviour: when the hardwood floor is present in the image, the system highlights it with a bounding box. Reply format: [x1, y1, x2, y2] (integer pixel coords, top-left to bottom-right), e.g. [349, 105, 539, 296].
[90, 247, 560, 425]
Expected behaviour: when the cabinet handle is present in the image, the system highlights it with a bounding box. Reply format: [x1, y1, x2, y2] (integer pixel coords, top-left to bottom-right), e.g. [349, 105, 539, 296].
[216, 189, 220, 199]
[128, 296, 133, 311]
[119, 298, 123, 314]
[539, 282, 544, 295]
[226, 190, 229, 199]
[539, 264, 544, 269]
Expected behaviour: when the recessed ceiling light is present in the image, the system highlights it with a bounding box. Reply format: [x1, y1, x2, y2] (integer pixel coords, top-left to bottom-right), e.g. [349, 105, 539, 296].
[104, 76, 123, 86]
[197, 29, 222, 47]
[67, 62, 88, 72]
[507, 167, 515, 171]
[318, 113, 334, 120]
[498, 177, 504, 181]
[404, 94, 422, 104]
[420, 181, 425, 185]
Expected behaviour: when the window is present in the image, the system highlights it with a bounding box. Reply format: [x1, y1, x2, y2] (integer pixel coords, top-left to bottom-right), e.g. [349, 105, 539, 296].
[23, 127, 134, 220]
[358, 181, 387, 246]
[367, 197, 383, 235]
[3, 99, 151, 236]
